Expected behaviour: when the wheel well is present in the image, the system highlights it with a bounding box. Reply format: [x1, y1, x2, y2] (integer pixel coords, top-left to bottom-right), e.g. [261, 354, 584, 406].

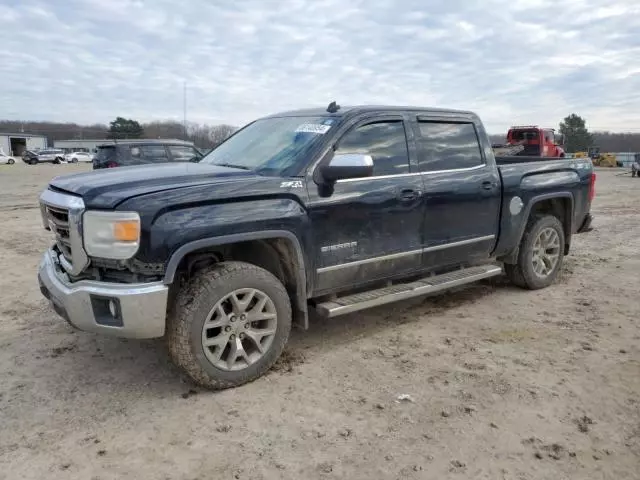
[530, 197, 572, 254]
[171, 238, 306, 326]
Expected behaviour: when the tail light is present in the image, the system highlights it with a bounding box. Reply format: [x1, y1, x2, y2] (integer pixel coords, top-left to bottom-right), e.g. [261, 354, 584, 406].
[588, 172, 596, 202]
[107, 162, 118, 168]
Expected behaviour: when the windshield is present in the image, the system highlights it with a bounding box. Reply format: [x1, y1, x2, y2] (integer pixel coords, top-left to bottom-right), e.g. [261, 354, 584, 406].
[200, 116, 337, 176]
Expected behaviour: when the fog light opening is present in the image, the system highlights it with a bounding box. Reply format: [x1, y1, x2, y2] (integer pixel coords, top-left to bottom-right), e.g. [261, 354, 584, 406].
[108, 300, 118, 318]
[90, 295, 124, 327]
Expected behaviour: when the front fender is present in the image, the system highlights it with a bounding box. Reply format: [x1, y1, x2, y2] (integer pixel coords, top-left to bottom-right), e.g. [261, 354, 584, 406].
[163, 229, 310, 329]
[163, 229, 307, 286]
[120, 195, 308, 263]
[140, 198, 311, 329]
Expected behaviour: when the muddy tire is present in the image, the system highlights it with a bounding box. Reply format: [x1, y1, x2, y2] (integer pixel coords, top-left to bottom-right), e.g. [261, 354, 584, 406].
[166, 261, 292, 390]
[505, 214, 565, 290]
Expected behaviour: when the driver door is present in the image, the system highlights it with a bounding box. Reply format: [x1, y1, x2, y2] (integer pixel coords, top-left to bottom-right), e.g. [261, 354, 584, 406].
[306, 116, 425, 296]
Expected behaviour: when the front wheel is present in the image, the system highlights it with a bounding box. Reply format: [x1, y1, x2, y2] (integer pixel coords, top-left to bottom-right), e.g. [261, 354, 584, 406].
[7, 158, 14, 165]
[167, 261, 292, 389]
[505, 214, 565, 290]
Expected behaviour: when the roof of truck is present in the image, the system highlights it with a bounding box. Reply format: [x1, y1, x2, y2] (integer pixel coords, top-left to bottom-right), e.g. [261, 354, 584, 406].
[263, 104, 477, 119]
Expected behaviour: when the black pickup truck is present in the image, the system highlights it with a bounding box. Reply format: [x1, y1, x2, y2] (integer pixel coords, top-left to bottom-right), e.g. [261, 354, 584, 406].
[37, 104, 595, 389]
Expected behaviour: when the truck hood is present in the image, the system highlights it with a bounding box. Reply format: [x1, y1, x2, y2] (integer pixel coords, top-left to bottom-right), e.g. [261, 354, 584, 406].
[48, 163, 265, 209]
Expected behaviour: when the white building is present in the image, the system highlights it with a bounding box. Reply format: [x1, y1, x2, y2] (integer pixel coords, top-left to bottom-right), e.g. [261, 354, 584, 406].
[612, 152, 637, 168]
[0, 133, 47, 156]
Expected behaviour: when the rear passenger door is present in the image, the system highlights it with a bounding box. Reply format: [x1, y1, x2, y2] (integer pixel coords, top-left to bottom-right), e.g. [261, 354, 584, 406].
[411, 117, 501, 269]
[307, 116, 425, 295]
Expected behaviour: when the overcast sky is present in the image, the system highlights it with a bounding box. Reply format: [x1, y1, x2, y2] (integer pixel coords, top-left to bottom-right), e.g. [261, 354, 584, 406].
[1, 0, 639, 133]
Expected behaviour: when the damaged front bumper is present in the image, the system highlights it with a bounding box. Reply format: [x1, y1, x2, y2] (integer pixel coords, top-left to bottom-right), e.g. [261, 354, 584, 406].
[37, 248, 168, 339]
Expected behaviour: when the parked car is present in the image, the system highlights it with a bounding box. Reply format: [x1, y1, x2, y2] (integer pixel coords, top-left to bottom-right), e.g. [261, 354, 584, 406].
[64, 151, 93, 163]
[0, 152, 15, 165]
[92, 139, 203, 169]
[22, 149, 65, 165]
[37, 103, 595, 390]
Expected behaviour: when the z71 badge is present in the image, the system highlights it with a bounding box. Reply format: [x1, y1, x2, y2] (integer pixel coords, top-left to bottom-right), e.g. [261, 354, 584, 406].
[280, 180, 303, 188]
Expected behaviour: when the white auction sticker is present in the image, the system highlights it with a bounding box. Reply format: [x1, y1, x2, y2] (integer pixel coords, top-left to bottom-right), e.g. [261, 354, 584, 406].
[295, 123, 331, 134]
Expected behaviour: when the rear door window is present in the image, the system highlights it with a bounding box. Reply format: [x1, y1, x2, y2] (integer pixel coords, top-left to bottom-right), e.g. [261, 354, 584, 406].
[414, 121, 484, 172]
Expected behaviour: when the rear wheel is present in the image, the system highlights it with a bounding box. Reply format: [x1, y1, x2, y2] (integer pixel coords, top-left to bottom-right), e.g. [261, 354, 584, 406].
[505, 214, 565, 290]
[167, 261, 292, 390]
[7, 158, 14, 165]
[632, 170, 637, 177]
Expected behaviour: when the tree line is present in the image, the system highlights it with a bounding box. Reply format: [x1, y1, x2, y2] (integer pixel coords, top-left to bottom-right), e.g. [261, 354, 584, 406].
[0, 117, 238, 150]
[2, 113, 639, 153]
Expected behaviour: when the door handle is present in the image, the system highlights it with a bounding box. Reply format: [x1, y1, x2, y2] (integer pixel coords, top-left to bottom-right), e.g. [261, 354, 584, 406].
[482, 181, 496, 190]
[397, 188, 420, 202]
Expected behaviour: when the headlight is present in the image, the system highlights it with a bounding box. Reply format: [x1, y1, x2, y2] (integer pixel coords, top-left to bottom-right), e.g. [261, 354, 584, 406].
[83, 211, 140, 259]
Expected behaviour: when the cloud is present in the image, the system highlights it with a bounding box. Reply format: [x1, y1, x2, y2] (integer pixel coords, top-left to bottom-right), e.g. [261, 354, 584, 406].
[0, 0, 639, 132]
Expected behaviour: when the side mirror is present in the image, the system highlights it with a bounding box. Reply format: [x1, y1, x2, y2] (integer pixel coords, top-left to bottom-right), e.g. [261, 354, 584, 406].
[321, 153, 374, 182]
[556, 135, 565, 145]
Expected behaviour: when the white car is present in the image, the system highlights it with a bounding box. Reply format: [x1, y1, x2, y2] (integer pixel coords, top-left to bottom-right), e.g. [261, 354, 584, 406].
[64, 151, 94, 163]
[0, 152, 15, 165]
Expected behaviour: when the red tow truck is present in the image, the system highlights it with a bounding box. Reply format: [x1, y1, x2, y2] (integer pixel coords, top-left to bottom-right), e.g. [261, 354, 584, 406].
[493, 125, 566, 158]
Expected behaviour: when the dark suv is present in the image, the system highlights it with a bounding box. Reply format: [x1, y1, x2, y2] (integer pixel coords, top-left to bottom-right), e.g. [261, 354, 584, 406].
[92, 139, 203, 169]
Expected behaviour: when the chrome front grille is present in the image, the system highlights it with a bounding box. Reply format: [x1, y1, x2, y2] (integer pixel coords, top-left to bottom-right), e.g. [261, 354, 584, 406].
[39, 189, 89, 276]
[44, 204, 73, 261]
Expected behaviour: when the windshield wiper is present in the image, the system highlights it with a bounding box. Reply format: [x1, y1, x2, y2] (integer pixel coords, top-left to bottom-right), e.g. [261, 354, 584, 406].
[215, 162, 252, 171]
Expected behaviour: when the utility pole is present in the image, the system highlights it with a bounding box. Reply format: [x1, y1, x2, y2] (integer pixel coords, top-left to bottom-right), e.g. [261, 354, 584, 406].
[183, 81, 187, 140]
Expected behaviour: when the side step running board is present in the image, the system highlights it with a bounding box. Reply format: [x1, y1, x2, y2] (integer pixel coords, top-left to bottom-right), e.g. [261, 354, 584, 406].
[315, 264, 503, 318]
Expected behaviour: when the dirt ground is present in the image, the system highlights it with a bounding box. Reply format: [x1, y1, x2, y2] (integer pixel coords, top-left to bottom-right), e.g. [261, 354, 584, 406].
[0, 163, 638, 480]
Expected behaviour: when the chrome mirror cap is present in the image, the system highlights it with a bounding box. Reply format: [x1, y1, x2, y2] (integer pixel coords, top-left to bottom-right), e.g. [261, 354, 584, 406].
[322, 153, 374, 181]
